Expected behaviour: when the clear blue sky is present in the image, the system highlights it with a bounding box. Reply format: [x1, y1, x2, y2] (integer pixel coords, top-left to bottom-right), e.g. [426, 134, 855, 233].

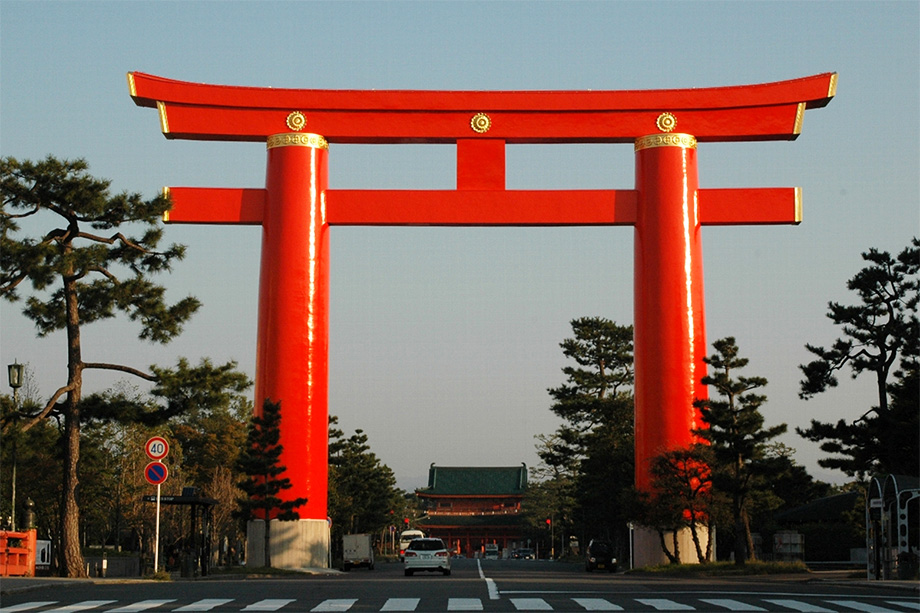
[2, 1, 917, 490]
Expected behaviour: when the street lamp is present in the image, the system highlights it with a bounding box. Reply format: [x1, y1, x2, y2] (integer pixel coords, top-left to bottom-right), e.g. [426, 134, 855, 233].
[7, 361, 23, 531]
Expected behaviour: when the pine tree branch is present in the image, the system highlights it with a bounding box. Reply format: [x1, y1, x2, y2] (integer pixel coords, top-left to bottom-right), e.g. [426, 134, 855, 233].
[83, 362, 157, 381]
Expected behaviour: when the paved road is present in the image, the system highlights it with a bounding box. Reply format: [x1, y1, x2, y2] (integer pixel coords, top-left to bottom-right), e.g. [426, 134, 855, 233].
[2, 559, 917, 612]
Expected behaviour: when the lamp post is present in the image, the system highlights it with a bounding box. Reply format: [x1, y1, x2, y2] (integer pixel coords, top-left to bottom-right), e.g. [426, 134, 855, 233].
[7, 361, 24, 531]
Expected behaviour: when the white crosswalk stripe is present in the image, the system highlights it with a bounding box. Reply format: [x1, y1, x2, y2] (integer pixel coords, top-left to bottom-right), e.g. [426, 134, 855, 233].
[380, 598, 421, 611]
[47, 602, 116, 612]
[108, 600, 176, 612]
[763, 600, 836, 612]
[699, 599, 766, 611]
[172, 600, 234, 611]
[447, 598, 483, 611]
[511, 598, 553, 610]
[311, 600, 357, 612]
[826, 601, 904, 612]
[635, 599, 696, 611]
[241, 600, 296, 611]
[571, 598, 623, 611]
[5, 595, 920, 612]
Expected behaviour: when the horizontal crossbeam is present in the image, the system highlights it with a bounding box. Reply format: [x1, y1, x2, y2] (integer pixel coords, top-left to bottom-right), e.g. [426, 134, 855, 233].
[163, 187, 801, 226]
[129, 72, 836, 144]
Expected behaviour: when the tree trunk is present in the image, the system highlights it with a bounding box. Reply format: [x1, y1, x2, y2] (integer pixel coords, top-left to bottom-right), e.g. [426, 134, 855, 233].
[657, 529, 680, 564]
[264, 517, 271, 568]
[59, 270, 87, 577]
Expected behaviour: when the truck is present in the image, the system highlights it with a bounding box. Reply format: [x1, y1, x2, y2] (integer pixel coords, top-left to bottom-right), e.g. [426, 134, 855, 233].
[342, 533, 375, 571]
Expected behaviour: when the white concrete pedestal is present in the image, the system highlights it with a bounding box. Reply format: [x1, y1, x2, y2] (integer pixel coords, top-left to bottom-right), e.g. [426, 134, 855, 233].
[246, 519, 330, 569]
[632, 525, 714, 568]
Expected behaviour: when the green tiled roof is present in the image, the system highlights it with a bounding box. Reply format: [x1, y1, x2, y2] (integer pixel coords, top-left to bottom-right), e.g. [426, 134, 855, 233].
[416, 464, 528, 496]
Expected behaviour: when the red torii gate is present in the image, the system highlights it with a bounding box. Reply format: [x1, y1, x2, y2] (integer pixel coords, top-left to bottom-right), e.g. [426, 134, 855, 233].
[129, 72, 836, 567]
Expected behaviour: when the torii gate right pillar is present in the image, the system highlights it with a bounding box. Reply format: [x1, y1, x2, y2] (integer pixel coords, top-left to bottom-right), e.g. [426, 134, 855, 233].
[633, 132, 710, 565]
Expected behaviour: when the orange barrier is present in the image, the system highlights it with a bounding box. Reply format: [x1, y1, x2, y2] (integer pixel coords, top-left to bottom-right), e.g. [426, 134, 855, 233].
[1, 529, 37, 576]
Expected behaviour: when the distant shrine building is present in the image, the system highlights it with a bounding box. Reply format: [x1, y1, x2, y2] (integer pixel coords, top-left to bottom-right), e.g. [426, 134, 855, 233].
[416, 464, 527, 556]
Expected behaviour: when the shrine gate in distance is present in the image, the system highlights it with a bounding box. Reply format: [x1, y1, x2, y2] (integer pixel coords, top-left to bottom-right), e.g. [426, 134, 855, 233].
[129, 71, 836, 568]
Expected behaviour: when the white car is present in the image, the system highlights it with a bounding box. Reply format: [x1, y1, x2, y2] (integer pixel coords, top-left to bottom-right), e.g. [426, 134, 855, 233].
[403, 538, 451, 576]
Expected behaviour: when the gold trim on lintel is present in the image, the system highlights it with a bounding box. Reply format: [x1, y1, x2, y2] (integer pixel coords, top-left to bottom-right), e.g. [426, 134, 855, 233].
[267, 133, 329, 150]
[470, 113, 491, 134]
[656, 112, 677, 133]
[635, 133, 697, 151]
[162, 187, 171, 223]
[793, 102, 805, 135]
[127, 72, 137, 97]
[794, 187, 803, 224]
[827, 73, 838, 99]
[157, 101, 169, 134]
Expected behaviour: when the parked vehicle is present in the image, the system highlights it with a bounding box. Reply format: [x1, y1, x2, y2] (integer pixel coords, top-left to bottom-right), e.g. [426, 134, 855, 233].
[398, 529, 425, 561]
[585, 539, 617, 572]
[404, 537, 451, 576]
[484, 543, 500, 559]
[342, 533, 374, 571]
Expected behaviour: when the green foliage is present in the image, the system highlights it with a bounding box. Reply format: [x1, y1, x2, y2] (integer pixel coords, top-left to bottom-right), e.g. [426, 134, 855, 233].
[538, 317, 635, 557]
[328, 416, 404, 550]
[693, 337, 787, 565]
[1, 155, 202, 577]
[645, 446, 718, 564]
[235, 400, 307, 523]
[798, 238, 919, 479]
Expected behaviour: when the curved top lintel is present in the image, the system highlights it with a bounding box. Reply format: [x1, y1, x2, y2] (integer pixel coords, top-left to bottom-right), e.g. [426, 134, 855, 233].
[127, 71, 836, 143]
[129, 71, 836, 113]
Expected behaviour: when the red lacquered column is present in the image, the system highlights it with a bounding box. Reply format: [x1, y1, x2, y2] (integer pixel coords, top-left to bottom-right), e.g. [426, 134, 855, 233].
[255, 133, 329, 519]
[633, 133, 709, 492]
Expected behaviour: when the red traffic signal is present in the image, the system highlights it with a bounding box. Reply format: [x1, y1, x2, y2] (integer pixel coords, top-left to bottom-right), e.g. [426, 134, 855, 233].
[545, 518, 552, 526]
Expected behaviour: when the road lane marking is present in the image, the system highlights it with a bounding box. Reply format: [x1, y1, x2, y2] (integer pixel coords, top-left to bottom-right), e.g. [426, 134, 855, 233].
[311, 600, 357, 612]
[47, 602, 117, 612]
[381, 599, 420, 611]
[0, 604, 59, 612]
[241, 600, 296, 611]
[572, 599, 624, 611]
[699, 599, 766, 611]
[890, 602, 920, 611]
[447, 598, 483, 611]
[826, 602, 902, 612]
[173, 600, 233, 611]
[510, 598, 553, 610]
[635, 599, 695, 611]
[762, 600, 835, 612]
[109, 600, 176, 612]
[476, 559, 500, 600]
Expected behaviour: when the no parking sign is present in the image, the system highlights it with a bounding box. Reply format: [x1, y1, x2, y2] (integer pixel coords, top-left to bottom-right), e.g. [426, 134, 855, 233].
[144, 461, 168, 485]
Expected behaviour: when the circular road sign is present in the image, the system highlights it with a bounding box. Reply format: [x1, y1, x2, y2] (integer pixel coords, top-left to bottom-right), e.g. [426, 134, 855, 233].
[144, 461, 169, 486]
[145, 436, 169, 460]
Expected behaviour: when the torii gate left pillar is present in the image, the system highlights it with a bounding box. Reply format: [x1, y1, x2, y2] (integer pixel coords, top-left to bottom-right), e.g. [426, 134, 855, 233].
[129, 72, 835, 568]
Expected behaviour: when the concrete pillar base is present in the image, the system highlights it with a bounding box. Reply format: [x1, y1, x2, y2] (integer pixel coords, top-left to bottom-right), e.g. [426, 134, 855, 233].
[632, 524, 714, 568]
[246, 519, 330, 569]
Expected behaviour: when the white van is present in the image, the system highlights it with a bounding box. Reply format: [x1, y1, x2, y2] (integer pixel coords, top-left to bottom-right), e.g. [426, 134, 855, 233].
[398, 529, 425, 560]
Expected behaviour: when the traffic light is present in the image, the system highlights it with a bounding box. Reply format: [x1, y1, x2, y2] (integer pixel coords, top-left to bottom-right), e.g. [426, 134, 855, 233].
[545, 518, 552, 527]
[404, 517, 410, 526]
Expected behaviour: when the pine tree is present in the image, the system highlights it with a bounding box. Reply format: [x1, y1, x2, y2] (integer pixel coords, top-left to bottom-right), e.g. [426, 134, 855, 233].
[798, 238, 919, 478]
[693, 337, 787, 565]
[234, 399, 307, 568]
[1, 156, 199, 576]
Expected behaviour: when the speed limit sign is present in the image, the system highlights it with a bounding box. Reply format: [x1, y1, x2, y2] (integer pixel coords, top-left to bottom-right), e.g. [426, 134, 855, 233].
[145, 436, 169, 460]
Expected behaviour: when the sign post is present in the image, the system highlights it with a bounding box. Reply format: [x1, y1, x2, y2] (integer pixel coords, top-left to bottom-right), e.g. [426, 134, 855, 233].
[145, 437, 169, 573]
